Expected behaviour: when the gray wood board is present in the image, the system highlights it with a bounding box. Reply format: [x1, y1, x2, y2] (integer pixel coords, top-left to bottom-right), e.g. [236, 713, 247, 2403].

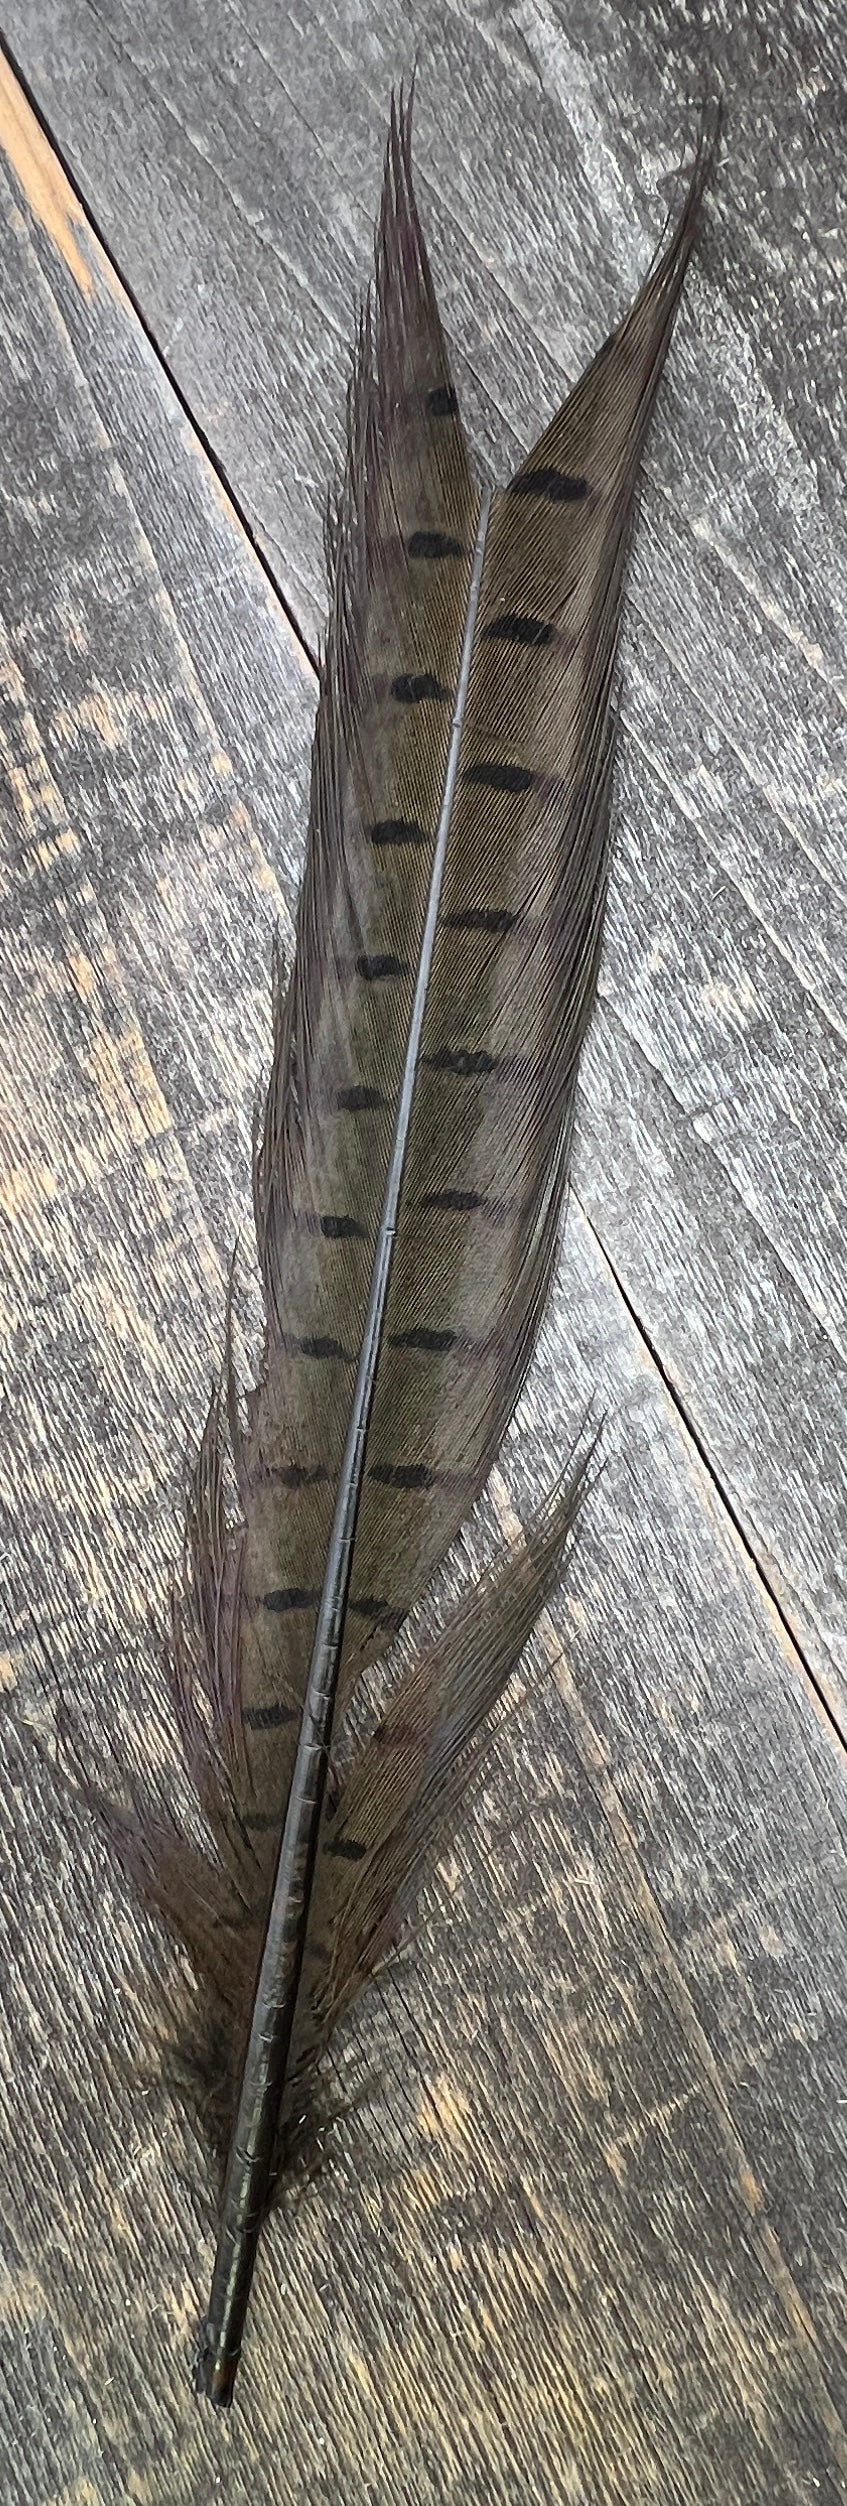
[3, 0, 845, 1731]
[1, 56, 846, 2506]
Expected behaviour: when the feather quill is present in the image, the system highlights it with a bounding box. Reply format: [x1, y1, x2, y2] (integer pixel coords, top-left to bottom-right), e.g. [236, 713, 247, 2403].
[80, 88, 715, 2402]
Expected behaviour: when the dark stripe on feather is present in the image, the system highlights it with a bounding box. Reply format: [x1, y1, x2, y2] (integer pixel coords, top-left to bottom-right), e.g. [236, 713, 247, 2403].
[421, 1186, 521, 1219]
[369, 1460, 439, 1491]
[426, 384, 459, 417]
[369, 817, 431, 849]
[369, 1460, 477, 1492]
[374, 1720, 426, 1752]
[510, 468, 588, 502]
[463, 759, 535, 794]
[407, 528, 464, 559]
[241, 1700, 298, 1730]
[280, 1332, 354, 1361]
[356, 953, 409, 981]
[316, 1212, 369, 1239]
[336, 1085, 388, 1112]
[349, 1595, 407, 1634]
[482, 611, 556, 647]
[261, 1585, 322, 1613]
[389, 1326, 457, 1352]
[444, 906, 519, 934]
[324, 1833, 368, 1861]
[421, 1186, 484, 1211]
[427, 1045, 497, 1077]
[391, 672, 451, 704]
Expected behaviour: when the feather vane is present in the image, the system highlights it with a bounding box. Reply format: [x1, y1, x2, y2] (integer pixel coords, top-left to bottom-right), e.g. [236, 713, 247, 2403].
[80, 87, 715, 2403]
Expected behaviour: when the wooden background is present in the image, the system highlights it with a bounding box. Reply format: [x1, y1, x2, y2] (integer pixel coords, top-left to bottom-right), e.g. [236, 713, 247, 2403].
[1, 4, 845, 2499]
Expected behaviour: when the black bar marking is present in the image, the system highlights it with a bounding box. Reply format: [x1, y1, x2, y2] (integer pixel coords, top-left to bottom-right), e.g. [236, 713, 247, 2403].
[510, 468, 588, 502]
[391, 672, 451, 704]
[324, 1833, 368, 1861]
[280, 1332, 354, 1362]
[482, 611, 556, 648]
[369, 818, 431, 849]
[369, 1460, 475, 1493]
[444, 906, 519, 934]
[336, 1085, 387, 1112]
[427, 1046, 497, 1078]
[270, 1462, 331, 1488]
[373, 1718, 425, 1753]
[262, 1586, 322, 1613]
[349, 1595, 407, 1634]
[423, 1187, 484, 1211]
[243, 1808, 282, 1832]
[389, 1326, 457, 1353]
[356, 953, 409, 981]
[421, 1187, 522, 1221]
[427, 384, 459, 417]
[242, 1700, 298, 1731]
[463, 760, 535, 795]
[317, 1212, 368, 1240]
[369, 1461, 439, 1491]
[407, 529, 465, 559]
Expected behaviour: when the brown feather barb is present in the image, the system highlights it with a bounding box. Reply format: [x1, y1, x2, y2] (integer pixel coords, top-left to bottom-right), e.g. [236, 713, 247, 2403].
[82, 89, 715, 2403]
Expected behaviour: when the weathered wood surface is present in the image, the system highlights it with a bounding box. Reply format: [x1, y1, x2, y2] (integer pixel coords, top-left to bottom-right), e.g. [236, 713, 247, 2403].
[0, 23, 844, 2506]
[4, 0, 846, 1731]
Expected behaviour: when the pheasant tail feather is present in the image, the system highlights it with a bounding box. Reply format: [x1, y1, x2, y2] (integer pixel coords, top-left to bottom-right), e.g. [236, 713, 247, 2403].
[80, 85, 715, 2398]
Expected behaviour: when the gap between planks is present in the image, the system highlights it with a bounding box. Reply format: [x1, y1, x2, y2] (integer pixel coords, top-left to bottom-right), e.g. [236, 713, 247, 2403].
[0, 35, 320, 678]
[2, 33, 843, 1777]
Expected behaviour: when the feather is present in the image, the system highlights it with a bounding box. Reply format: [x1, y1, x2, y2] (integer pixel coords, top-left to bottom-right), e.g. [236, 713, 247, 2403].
[78, 87, 716, 2403]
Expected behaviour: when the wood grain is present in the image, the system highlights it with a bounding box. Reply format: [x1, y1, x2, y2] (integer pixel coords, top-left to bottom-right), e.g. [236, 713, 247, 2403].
[0, 31, 845, 2506]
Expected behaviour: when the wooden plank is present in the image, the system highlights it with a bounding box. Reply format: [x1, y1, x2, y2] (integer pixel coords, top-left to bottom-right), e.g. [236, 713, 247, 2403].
[4, 0, 845, 1728]
[1, 50, 846, 2506]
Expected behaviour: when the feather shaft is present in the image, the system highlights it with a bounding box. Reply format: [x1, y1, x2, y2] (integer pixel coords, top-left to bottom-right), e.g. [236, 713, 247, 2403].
[196, 490, 493, 2406]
